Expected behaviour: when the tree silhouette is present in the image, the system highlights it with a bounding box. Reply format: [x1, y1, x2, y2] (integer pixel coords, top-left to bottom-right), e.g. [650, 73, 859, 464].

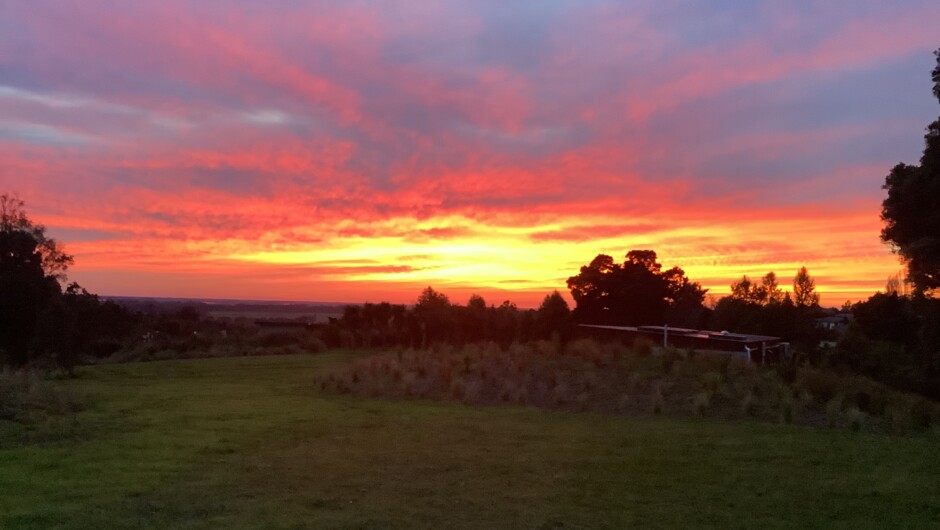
[536, 290, 570, 340]
[459, 294, 489, 343]
[413, 286, 452, 346]
[881, 48, 940, 294]
[0, 195, 72, 365]
[933, 48, 940, 103]
[567, 250, 706, 326]
[792, 266, 820, 308]
[0, 195, 72, 278]
[730, 272, 784, 305]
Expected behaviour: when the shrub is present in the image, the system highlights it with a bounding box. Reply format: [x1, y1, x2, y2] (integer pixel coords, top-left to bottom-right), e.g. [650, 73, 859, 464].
[565, 339, 600, 360]
[650, 382, 664, 415]
[776, 361, 798, 385]
[449, 378, 466, 400]
[575, 392, 590, 411]
[89, 338, 123, 359]
[318, 343, 937, 436]
[771, 382, 789, 404]
[302, 337, 328, 353]
[701, 372, 723, 397]
[402, 373, 417, 397]
[534, 340, 560, 357]
[740, 392, 756, 416]
[251, 331, 306, 348]
[796, 389, 813, 417]
[626, 372, 642, 394]
[693, 392, 711, 416]
[699, 352, 731, 376]
[780, 395, 794, 424]
[909, 400, 933, 433]
[826, 395, 844, 428]
[846, 407, 866, 432]
[617, 393, 632, 411]
[662, 347, 682, 373]
[799, 370, 842, 403]
[0, 370, 83, 423]
[633, 337, 655, 357]
[552, 383, 569, 406]
[499, 382, 515, 402]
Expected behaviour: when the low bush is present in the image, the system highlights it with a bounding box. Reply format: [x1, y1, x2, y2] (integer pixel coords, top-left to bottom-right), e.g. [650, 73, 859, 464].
[693, 392, 711, 416]
[632, 337, 655, 357]
[0, 370, 84, 423]
[825, 395, 843, 428]
[316, 339, 940, 435]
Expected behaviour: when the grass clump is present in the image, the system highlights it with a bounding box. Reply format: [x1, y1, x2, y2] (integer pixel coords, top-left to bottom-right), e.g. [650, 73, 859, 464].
[826, 395, 844, 429]
[693, 392, 711, 416]
[0, 370, 84, 423]
[316, 340, 940, 435]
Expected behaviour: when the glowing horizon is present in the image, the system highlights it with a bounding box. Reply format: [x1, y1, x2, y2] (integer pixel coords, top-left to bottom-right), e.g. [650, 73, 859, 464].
[2, 1, 937, 307]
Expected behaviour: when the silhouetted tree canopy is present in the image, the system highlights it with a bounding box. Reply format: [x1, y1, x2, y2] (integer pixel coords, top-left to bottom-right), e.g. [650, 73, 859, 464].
[792, 266, 820, 308]
[0, 195, 72, 366]
[730, 272, 784, 305]
[0, 195, 137, 371]
[414, 286, 453, 346]
[933, 48, 940, 103]
[536, 290, 570, 340]
[881, 49, 940, 295]
[0, 194, 72, 279]
[566, 250, 707, 326]
[841, 292, 940, 399]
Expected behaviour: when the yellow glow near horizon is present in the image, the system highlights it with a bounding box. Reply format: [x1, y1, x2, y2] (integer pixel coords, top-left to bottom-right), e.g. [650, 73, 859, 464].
[174, 207, 902, 307]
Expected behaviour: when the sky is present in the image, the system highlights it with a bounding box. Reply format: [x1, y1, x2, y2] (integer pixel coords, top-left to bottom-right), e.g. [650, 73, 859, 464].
[1, 1, 938, 307]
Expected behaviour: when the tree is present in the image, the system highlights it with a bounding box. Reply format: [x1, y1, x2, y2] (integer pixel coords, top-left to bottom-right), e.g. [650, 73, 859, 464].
[885, 271, 911, 297]
[457, 294, 489, 343]
[730, 272, 783, 305]
[0, 195, 72, 366]
[761, 272, 785, 304]
[413, 286, 452, 346]
[566, 250, 707, 326]
[730, 274, 765, 304]
[792, 266, 820, 308]
[730, 275, 758, 303]
[881, 48, 940, 295]
[933, 47, 940, 103]
[536, 290, 570, 340]
[0, 195, 72, 279]
[416, 286, 450, 309]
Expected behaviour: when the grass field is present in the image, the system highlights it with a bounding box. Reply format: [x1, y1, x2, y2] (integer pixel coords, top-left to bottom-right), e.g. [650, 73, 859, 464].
[1, 353, 938, 529]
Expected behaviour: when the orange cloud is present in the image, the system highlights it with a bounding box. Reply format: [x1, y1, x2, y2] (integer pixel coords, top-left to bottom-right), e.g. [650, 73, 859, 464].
[1, 1, 934, 307]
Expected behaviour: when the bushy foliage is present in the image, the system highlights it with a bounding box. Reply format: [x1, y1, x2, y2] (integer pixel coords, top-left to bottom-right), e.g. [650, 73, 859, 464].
[317, 340, 939, 435]
[0, 196, 138, 373]
[880, 49, 940, 294]
[838, 294, 940, 399]
[0, 370, 83, 423]
[566, 250, 708, 327]
[320, 290, 569, 350]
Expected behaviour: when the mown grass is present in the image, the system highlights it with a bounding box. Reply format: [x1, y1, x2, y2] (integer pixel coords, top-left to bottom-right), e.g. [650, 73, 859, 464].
[1, 352, 938, 529]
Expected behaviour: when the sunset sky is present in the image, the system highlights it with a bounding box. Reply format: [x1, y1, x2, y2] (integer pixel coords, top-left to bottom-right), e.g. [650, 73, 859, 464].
[2, 1, 938, 307]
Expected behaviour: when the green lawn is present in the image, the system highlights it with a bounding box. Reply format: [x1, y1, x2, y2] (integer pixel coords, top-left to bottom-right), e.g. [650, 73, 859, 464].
[1, 353, 938, 529]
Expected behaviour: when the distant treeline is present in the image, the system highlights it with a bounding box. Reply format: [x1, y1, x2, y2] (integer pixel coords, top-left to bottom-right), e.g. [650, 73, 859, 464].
[318, 288, 570, 349]
[318, 253, 828, 353]
[314, 251, 939, 399]
[1, 192, 939, 400]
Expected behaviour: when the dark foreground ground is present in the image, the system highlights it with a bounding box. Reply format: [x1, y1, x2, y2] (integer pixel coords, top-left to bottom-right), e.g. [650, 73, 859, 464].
[1, 352, 938, 529]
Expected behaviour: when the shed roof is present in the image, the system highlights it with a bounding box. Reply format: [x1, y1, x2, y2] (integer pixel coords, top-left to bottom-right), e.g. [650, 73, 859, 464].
[579, 324, 782, 344]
